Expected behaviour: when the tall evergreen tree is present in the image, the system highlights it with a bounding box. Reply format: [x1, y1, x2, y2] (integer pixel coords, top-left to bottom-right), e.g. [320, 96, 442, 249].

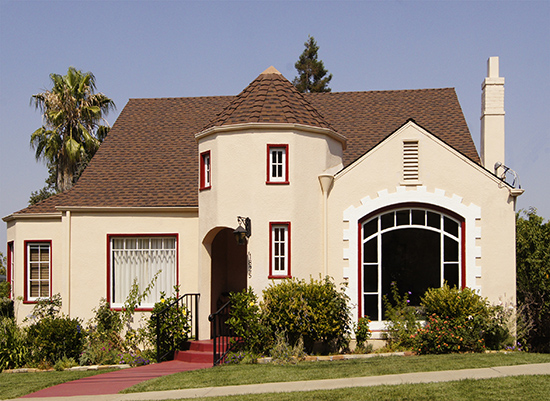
[30, 67, 115, 194]
[292, 35, 332, 93]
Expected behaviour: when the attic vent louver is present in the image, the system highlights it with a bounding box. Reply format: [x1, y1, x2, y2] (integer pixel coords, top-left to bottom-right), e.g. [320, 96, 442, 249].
[403, 141, 419, 181]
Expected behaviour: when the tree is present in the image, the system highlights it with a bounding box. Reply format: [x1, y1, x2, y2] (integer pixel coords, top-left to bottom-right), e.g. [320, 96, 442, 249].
[516, 208, 550, 352]
[292, 35, 333, 93]
[30, 67, 115, 194]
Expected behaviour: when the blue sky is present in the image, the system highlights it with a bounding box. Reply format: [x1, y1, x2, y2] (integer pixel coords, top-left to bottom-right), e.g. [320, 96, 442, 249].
[1, 0, 549, 253]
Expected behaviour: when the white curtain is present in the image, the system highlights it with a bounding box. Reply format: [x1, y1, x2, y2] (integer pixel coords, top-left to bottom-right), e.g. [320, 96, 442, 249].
[112, 237, 176, 307]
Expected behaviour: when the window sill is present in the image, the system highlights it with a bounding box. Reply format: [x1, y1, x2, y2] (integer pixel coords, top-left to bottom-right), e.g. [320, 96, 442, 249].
[268, 274, 292, 279]
[266, 181, 290, 185]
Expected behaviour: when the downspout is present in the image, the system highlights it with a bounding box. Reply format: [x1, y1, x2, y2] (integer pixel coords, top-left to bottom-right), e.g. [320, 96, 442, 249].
[66, 211, 72, 316]
[318, 174, 334, 277]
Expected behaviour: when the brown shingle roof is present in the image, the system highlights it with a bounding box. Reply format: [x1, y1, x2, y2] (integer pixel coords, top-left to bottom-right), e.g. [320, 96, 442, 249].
[202, 67, 334, 131]
[13, 73, 480, 215]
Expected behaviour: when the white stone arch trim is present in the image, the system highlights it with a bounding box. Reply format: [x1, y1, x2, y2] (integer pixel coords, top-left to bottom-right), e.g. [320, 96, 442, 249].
[342, 186, 481, 327]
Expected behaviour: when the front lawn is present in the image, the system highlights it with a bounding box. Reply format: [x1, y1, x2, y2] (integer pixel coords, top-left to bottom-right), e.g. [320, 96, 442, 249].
[123, 352, 550, 393]
[172, 375, 550, 401]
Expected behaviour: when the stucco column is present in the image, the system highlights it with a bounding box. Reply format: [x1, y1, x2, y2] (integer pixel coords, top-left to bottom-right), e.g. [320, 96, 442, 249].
[319, 174, 334, 277]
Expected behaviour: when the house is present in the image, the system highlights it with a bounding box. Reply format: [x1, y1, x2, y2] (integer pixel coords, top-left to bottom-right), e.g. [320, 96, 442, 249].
[3, 58, 522, 337]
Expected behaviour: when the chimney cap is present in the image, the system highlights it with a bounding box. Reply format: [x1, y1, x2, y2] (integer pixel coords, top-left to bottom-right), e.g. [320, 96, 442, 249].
[487, 57, 500, 78]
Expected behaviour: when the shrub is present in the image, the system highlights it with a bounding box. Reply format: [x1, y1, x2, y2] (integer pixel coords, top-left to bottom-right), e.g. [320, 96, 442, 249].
[415, 285, 511, 353]
[0, 297, 14, 319]
[79, 331, 124, 365]
[118, 351, 151, 366]
[383, 282, 421, 350]
[91, 298, 122, 336]
[227, 287, 268, 354]
[54, 356, 78, 371]
[27, 315, 84, 366]
[413, 314, 487, 354]
[25, 293, 62, 321]
[148, 291, 190, 361]
[262, 276, 351, 353]
[355, 316, 372, 352]
[269, 332, 305, 365]
[0, 317, 28, 370]
[0, 281, 10, 299]
[421, 284, 489, 320]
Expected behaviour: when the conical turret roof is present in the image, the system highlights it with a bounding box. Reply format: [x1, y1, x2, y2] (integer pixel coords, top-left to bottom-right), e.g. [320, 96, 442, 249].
[201, 66, 335, 131]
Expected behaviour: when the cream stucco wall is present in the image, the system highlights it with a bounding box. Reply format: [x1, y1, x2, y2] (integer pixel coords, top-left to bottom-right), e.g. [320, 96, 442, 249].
[5, 208, 199, 325]
[197, 126, 344, 337]
[326, 121, 518, 332]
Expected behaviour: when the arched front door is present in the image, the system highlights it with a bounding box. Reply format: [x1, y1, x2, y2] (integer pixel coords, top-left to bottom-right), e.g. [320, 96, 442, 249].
[210, 228, 248, 315]
[359, 204, 464, 321]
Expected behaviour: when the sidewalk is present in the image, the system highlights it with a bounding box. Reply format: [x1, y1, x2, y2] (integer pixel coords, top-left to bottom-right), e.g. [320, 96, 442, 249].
[5, 362, 550, 401]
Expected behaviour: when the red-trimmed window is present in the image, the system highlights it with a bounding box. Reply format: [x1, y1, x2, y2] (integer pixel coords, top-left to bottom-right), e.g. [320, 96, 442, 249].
[108, 235, 178, 309]
[24, 241, 51, 302]
[269, 222, 291, 278]
[267, 145, 289, 184]
[7, 241, 14, 299]
[200, 151, 211, 190]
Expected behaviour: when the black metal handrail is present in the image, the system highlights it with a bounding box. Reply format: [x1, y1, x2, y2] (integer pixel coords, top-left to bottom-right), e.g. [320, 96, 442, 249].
[154, 293, 200, 363]
[208, 300, 236, 366]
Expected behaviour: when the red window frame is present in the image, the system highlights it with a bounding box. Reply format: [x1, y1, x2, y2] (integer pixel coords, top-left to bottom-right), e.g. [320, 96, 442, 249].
[200, 150, 211, 190]
[269, 222, 291, 279]
[23, 240, 52, 304]
[106, 233, 179, 311]
[357, 203, 466, 321]
[266, 144, 289, 185]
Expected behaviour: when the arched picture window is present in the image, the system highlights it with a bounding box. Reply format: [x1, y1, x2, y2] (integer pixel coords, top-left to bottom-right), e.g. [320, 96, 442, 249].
[359, 205, 464, 321]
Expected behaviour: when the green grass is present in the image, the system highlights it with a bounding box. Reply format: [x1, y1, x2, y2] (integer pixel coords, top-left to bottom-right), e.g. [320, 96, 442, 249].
[0, 369, 117, 399]
[168, 375, 550, 401]
[124, 352, 550, 393]
[2, 354, 548, 400]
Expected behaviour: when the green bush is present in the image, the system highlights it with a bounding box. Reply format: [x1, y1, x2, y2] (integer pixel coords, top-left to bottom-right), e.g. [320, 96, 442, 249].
[148, 291, 190, 361]
[421, 284, 489, 319]
[269, 332, 306, 365]
[0, 317, 28, 370]
[413, 314, 487, 354]
[79, 331, 124, 365]
[27, 316, 84, 366]
[383, 282, 421, 350]
[413, 285, 511, 354]
[0, 297, 14, 319]
[227, 287, 268, 354]
[91, 298, 122, 336]
[355, 316, 372, 352]
[262, 276, 351, 353]
[0, 281, 10, 299]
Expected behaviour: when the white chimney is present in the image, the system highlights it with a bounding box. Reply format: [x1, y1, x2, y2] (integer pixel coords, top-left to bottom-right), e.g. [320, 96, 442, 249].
[480, 56, 505, 170]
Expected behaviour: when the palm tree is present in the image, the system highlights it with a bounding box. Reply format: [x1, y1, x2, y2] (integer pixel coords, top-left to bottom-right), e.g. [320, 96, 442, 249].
[31, 67, 115, 192]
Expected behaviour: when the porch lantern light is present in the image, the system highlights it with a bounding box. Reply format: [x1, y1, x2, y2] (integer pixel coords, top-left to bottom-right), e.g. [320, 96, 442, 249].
[234, 216, 251, 245]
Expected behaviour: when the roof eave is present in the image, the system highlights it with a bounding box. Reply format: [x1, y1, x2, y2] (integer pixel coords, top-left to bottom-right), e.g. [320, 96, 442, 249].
[195, 122, 347, 149]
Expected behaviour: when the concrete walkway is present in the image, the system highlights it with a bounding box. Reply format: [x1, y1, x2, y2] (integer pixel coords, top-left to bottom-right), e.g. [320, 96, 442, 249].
[5, 362, 550, 401]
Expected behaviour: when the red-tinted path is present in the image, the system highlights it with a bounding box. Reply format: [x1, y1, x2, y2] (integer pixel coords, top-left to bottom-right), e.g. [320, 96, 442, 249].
[21, 360, 212, 398]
